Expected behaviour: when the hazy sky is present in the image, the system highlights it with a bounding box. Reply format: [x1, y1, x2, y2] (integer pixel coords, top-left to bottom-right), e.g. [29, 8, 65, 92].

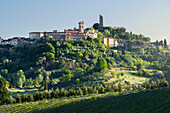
[0, 0, 170, 43]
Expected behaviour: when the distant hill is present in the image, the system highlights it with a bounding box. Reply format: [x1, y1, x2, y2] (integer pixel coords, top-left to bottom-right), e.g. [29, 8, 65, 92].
[0, 87, 169, 113]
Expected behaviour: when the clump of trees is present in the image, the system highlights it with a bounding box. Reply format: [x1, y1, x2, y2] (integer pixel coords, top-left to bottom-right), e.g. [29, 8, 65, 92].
[93, 24, 151, 42]
[0, 78, 10, 104]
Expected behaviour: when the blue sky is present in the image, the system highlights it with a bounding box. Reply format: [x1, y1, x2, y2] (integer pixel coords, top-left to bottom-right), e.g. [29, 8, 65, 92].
[0, 0, 170, 43]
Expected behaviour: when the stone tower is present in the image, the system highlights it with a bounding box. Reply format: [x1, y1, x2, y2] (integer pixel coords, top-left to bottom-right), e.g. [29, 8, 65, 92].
[99, 15, 103, 27]
[79, 21, 84, 33]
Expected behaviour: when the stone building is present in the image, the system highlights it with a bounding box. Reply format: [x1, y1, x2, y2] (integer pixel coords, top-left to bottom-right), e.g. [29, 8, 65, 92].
[103, 37, 118, 47]
[86, 28, 97, 39]
[99, 15, 103, 27]
[29, 32, 44, 40]
[0, 37, 35, 47]
[29, 21, 97, 41]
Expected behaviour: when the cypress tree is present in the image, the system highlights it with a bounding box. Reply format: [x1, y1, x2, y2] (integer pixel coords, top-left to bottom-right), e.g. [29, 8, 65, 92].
[164, 39, 167, 48]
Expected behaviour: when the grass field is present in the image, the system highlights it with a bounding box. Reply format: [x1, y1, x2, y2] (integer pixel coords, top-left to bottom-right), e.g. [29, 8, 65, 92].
[0, 87, 169, 113]
[105, 67, 150, 85]
[8, 88, 40, 97]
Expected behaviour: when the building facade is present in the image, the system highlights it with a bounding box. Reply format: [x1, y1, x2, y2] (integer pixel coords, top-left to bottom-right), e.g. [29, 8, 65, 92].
[29, 21, 97, 41]
[29, 32, 44, 39]
[103, 37, 118, 47]
[86, 28, 97, 39]
[0, 37, 35, 47]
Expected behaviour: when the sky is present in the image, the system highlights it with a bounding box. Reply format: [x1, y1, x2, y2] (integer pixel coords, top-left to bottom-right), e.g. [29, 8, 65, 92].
[0, 0, 170, 43]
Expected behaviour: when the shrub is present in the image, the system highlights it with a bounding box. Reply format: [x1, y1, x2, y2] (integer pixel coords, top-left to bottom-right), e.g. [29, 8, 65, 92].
[16, 94, 22, 103]
[7, 96, 16, 104]
[95, 58, 107, 72]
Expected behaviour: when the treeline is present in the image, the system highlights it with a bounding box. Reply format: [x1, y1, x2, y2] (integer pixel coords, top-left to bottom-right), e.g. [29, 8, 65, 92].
[92, 23, 151, 42]
[2, 79, 168, 105]
[155, 39, 168, 48]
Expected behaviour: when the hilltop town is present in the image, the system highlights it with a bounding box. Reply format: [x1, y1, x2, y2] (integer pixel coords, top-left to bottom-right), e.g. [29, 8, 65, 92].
[0, 15, 169, 112]
[1, 15, 168, 49]
[1, 0, 170, 112]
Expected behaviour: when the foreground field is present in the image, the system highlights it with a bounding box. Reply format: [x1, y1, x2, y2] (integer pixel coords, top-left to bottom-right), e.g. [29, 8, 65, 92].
[0, 87, 169, 113]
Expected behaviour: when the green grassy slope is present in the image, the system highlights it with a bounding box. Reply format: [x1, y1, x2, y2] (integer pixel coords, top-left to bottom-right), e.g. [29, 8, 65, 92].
[0, 87, 169, 113]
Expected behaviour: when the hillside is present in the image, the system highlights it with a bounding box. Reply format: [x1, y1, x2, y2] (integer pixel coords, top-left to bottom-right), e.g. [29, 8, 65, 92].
[0, 27, 169, 105]
[0, 87, 169, 113]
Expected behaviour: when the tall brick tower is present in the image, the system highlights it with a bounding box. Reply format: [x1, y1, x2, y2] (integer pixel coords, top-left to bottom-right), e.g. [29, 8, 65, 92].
[79, 21, 84, 33]
[99, 15, 103, 27]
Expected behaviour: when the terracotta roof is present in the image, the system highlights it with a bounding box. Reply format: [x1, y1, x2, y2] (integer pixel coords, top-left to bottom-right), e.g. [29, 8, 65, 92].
[64, 30, 79, 34]
[29, 32, 43, 34]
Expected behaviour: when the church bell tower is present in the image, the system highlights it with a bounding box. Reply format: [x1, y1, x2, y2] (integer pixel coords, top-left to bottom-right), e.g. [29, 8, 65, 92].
[79, 21, 84, 33]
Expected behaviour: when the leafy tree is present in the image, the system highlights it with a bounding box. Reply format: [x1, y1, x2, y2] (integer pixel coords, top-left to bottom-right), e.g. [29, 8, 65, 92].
[28, 94, 34, 102]
[7, 96, 16, 104]
[77, 51, 83, 58]
[0, 78, 10, 102]
[87, 36, 93, 43]
[76, 51, 83, 61]
[79, 39, 85, 46]
[16, 94, 22, 103]
[50, 89, 55, 98]
[98, 85, 105, 94]
[137, 63, 143, 70]
[47, 36, 55, 42]
[60, 88, 68, 97]
[83, 86, 88, 95]
[122, 49, 126, 55]
[45, 52, 55, 62]
[35, 76, 39, 86]
[93, 23, 101, 30]
[124, 33, 131, 40]
[143, 37, 151, 42]
[13, 70, 26, 88]
[140, 48, 145, 55]
[159, 40, 163, 47]
[104, 29, 111, 37]
[107, 63, 112, 70]
[54, 88, 60, 98]
[18, 78, 23, 88]
[145, 81, 151, 89]
[156, 40, 159, 46]
[95, 58, 107, 72]
[1, 69, 8, 76]
[38, 74, 44, 83]
[66, 43, 72, 48]
[76, 78, 80, 83]
[60, 69, 72, 82]
[97, 31, 104, 38]
[76, 88, 83, 95]
[44, 42, 55, 53]
[17, 70, 26, 81]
